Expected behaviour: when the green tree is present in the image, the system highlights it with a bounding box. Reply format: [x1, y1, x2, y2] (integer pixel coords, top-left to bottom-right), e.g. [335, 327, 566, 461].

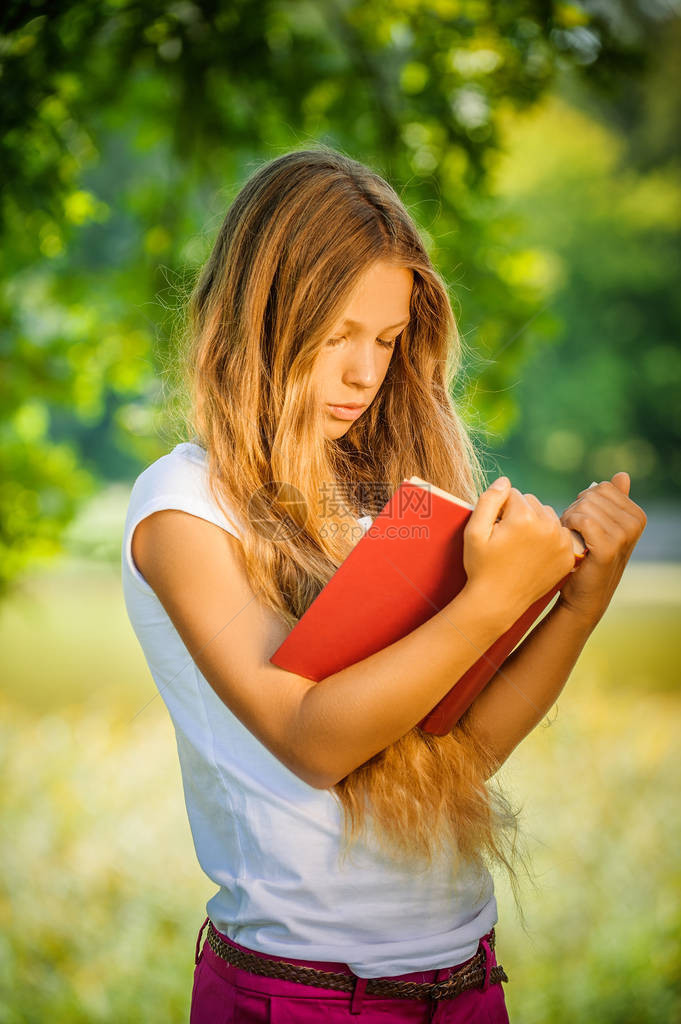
[0, 0, 674, 595]
[485, 16, 681, 504]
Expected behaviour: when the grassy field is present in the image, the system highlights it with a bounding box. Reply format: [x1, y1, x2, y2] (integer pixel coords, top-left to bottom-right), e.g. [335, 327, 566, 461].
[1, 557, 679, 1023]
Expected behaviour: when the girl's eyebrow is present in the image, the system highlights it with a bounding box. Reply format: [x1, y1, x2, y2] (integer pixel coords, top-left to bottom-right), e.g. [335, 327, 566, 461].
[340, 316, 411, 332]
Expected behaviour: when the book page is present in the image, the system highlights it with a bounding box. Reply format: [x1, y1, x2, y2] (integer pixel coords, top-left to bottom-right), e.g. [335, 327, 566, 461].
[405, 476, 475, 511]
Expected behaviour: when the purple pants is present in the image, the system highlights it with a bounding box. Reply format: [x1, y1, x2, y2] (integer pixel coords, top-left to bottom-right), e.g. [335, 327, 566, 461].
[190, 916, 511, 1023]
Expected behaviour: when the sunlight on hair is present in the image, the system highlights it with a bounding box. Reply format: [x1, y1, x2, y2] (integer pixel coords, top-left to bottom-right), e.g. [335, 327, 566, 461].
[165, 145, 533, 921]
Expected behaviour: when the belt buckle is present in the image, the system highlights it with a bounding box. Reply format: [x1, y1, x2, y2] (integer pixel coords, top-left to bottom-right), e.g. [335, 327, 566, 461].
[427, 972, 464, 1001]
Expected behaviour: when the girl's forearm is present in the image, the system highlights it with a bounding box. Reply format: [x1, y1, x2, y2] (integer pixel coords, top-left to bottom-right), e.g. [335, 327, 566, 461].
[464, 598, 597, 777]
[294, 584, 520, 788]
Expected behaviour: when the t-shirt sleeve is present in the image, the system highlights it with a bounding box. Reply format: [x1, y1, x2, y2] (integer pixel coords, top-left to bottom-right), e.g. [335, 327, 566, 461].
[121, 446, 244, 595]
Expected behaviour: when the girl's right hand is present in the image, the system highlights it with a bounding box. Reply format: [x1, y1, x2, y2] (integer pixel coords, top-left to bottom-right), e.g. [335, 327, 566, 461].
[462, 477, 577, 617]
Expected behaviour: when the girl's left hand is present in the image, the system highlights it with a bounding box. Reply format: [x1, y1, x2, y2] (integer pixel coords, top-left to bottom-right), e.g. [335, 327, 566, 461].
[557, 471, 647, 627]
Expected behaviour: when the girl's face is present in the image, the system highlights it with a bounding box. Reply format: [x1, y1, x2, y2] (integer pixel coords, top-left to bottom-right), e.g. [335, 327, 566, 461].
[312, 259, 413, 440]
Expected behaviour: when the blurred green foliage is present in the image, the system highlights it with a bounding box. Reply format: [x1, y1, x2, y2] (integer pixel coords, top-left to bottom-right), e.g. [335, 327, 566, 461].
[1, 0, 679, 596]
[482, 74, 681, 504]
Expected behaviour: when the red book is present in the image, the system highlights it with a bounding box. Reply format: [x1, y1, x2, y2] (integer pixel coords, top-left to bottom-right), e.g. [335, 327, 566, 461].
[270, 476, 588, 735]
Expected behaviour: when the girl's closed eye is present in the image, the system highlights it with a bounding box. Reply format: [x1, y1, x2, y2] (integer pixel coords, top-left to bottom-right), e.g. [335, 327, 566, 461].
[327, 336, 396, 349]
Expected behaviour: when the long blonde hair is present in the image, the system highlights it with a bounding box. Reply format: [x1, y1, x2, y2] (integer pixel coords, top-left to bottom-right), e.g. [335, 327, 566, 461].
[171, 145, 537, 926]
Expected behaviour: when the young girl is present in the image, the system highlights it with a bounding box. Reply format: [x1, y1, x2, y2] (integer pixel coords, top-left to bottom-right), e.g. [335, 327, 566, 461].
[121, 147, 646, 1023]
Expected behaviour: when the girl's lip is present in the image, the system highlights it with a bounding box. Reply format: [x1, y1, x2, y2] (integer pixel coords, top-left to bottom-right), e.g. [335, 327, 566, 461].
[327, 404, 366, 420]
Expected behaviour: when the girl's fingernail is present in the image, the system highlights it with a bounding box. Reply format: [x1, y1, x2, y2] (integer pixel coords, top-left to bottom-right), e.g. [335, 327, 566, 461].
[491, 477, 509, 490]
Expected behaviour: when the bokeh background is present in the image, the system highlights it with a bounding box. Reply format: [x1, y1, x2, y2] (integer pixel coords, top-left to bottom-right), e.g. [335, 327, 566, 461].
[1, 1, 680, 1021]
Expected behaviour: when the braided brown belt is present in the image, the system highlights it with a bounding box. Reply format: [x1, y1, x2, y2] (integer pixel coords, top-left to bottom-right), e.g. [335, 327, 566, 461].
[205, 920, 508, 1001]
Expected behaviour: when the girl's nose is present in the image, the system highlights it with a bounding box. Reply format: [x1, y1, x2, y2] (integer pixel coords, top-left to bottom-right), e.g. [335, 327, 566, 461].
[342, 341, 383, 388]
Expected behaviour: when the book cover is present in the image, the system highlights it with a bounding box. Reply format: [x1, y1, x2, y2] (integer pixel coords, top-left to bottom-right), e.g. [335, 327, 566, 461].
[269, 477, 587, 735]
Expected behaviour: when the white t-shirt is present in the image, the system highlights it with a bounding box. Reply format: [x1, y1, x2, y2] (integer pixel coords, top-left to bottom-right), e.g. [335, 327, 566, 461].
[121, 440, 498, 978]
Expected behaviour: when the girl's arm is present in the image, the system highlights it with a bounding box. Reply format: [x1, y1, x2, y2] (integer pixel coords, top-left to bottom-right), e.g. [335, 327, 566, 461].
[133, 507, 520, 790]
[462, 599, 596, 779]
[465, 472, 646, 779]
[291, 581, 522, 787]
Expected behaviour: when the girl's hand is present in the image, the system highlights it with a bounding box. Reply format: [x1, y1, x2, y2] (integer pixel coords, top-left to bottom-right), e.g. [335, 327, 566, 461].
[463, 480, 577, 620]
[557, 471, 647, 627]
